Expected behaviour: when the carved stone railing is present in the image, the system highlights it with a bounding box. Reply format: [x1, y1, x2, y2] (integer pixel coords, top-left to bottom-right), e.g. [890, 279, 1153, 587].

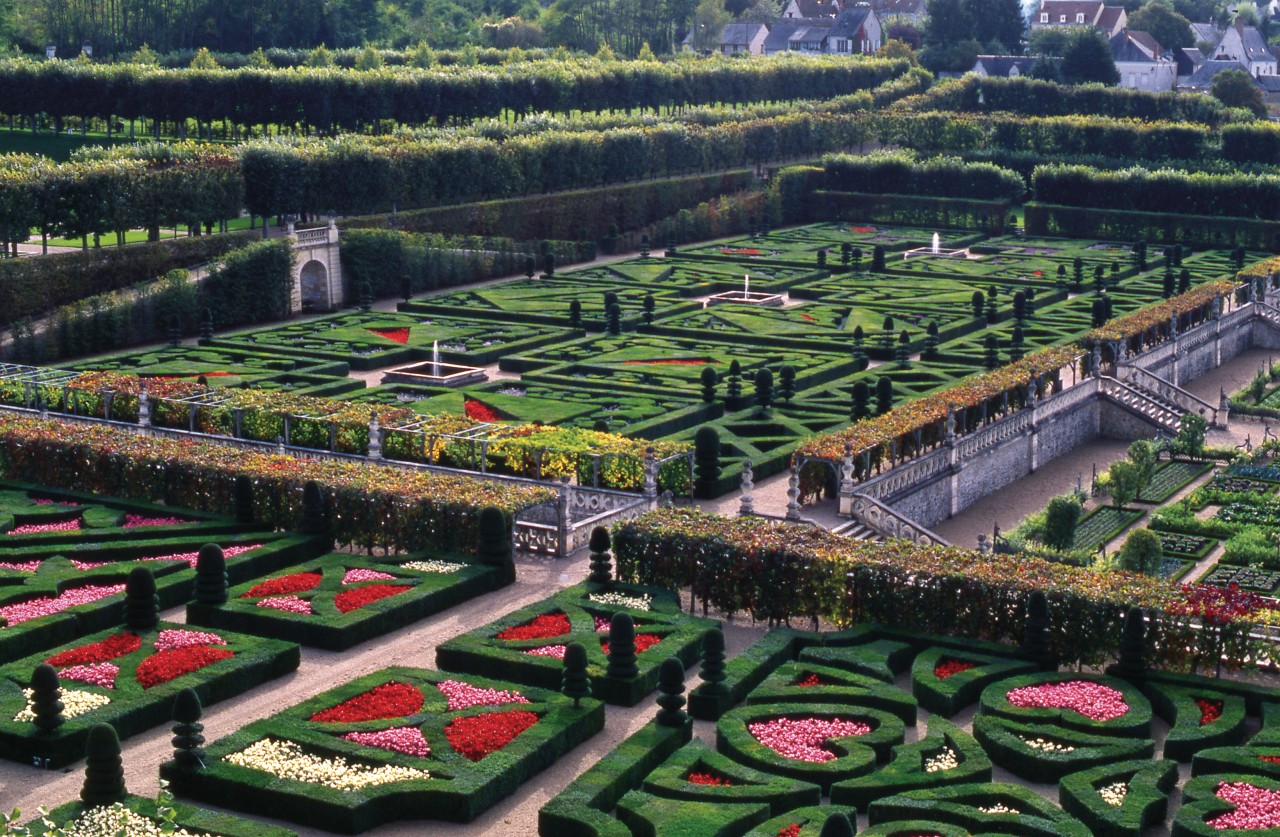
[847, 492, 949, 546]
[1114, 364, 1217, 425]
[1099, 377, 1182, 433]
[856, 447, 950, 503]
[955, 409, 1034, 460]
[293, 226, 332, 247]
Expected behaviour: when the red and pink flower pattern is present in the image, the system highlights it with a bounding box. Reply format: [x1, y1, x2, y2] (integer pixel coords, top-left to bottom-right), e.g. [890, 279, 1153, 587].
[341, 568, 397, 584]
[123, 514, 192, 527]
[1005, 680, 1129, 722]
[748, 716, 871, 763]
[0, 584, 126, 626]
[342, 727, 430, 757]
[311, 682, 425, 723]
[257, 595, 313, 614]
[136, 645, 234, 689]
[56, 662, 119, 689]
[444, 710, 539, 761]
[155, 629, 227, 651]
[6, 519, 81, 535]
[436, 679, 529, 711]
[1208, 782, 1280, 830]
[71, 544, 259, 571]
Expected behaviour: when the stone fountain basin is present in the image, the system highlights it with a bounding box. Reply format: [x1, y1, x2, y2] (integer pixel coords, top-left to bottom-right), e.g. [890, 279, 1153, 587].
[381, 361, 488, 387]
[706, 290, 786, 307]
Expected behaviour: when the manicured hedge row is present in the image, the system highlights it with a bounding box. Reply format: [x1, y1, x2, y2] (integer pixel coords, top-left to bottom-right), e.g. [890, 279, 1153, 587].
[435, 583, 716, 706]
[36, 795, 297, 837]
[866, 783, 1092, 836]
[746, 806, 858, 837]
[1024, 202, 1280, 250]
[0, 622, 299, 767]
[1173, 774, 1280, 837]
[831, 718, 992, 809]
[909, 646, 1038, 717]
[972, 714, 1154, 782]
[1033, 164, 1280, 220]
[539, 721, 691, 837]
[1145, 683, 1248, 761]
[812, 190, 1012, 233]
[639, 738, 821, 810]
[1058, 759, 1179, 837]
[978, 672, 1153, 737]
[0, 415, 555, 555]
[0, 230, 256, 328]
[164, 666, 604, 831]
[746, 661, 917, 724]
[1223, 122, 1280, 164]
[821, 152, 1024, 201]
[186, 551, 509, 650]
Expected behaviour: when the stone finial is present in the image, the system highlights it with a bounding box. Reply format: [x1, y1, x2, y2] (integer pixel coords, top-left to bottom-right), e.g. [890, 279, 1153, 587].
[367, 410, 382, 461]
[785, 463, 802, 522]
[738, 460, 755, 517]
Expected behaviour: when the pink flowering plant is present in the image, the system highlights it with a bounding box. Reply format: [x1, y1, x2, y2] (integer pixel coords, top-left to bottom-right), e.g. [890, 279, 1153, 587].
[1177, 775, 1280, 834]
[981, 673, 1152, 737]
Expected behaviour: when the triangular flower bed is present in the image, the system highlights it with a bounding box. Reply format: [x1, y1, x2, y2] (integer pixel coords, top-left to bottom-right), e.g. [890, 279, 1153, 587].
[747, 661, 918, 726]
[866, 782, 1092, 837]
[972, 714, 1154, 783]
[798, 639, 914, 683]
[640, 739, 819, 808]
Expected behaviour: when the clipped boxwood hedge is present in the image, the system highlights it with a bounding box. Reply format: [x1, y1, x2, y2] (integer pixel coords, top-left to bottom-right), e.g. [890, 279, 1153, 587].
[1173, 773, 1280, 837]
[744, 806, 857, 837]
[716, 702, 905, 792]
[0, 622, 299, 768]
[163, 666, 604, 832]
[1145, 683, 1248, 761]
[1058, 758, 1178, 837]
[910, 645, 1038, 717]
[689, 629, 807, 721]
[797, 639, 913, 683]
[972, 714, 1154, 782]
[186, 551, 508, 650]
[978, 672, 1153, 737]
[866, 782, 1091, 836]
[435, 583, 716, 706]
[746, 661, 917, 725]
[640, 739, 821, 809]
[616, 789, 771, 837]
[33, 793, 297, 837]
[1192, 745, 1280, 781]
[831, 718, 992, 809]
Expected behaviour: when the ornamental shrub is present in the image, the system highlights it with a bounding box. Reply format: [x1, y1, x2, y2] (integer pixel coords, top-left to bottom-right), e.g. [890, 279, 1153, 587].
[1021, 590, 1052, 665]
[30, 663, 64, 733]
[971, 290, 984, 319]
[726, 360, 743, 410]
[700, 628, 729, 696]
[606, 613, 639, 680]
[985, 289, 998, 323]
[642, 293, 655, 325]
[779, 365, 796, 403]
[300, 480, 328, 538]
[194, 544, 228, 605]
[1128, 440, 1157, 493]
[81, 724, 126, 806]
[1113, 606, 1147, 680]
[171, 687, 206, 769]
[124, 566, 159, 631]
[588, 526, 613, 584]
[875, 377, 894, 415]
[851, 381, 871, 421]
[569, 299, 583, 328]
[1179, 268, 1191, 293]
[872, 244, 886, 271]
[1163, 268, 1175, 299]
[198, 307, 214, 342]
[820, 812, 855, 837]
[755, 368, 774, 411]
[234, 474, 255, 524]
[606, 303, 621, 335]
[895, 330, 911, 365]
[983, 334, 1000, 370]
[524, 254, 536, 279]
[1176, 412, 1207, 458]
[1109, 461, 1142, 509]
[562, 642, 591, 708]
[1013, 291, 1027, 321]
[1043, 494, 1082, 551]
[656, 657, 687, 727]
[694, 427, 722, 498]
[477, 506, 513, 566]
[1072, 256, 1084, 291]
[1117, 529, 1163, 575]
[700, 366, 717, 403]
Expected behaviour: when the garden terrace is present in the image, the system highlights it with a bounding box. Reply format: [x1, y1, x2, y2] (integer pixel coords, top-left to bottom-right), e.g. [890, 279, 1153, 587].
[161, 666, 604, 831]
[542, 622, 1280, 836]
[0, 623, 299, 767]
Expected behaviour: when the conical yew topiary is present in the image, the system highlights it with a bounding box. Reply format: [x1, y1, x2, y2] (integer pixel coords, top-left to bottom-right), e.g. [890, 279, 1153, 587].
[299, 480, 327, 538]
[655, 657, 687, 727]
[606, 612, 639, 680]
[124, 566, 159, 631]
[171, 688, 206, 769]
[81, 723, 126, 806]
[29, 663, 64, 733]
[819, 812, 855, 837]
[233, 474, 255, 524]
[699, 629, 729, 696]
[587, 526, 612, 584]
[562, 642, 591, 708]
[194, 544, 228, 605]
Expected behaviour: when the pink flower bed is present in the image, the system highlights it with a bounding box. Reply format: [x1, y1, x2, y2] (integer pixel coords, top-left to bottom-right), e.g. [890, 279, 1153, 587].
[256, 596, 313, 614]
[748, 716, 871, 763]
[524, 645, 567, 659]
[0, 584, 126, 626]
[594, 616, 611, 632]
[1208, 782, 1280, 830]
[155, 629, 226, 651]
[342, 568, 398, 584]
[56, 662, 119, 689]
[71, 544, 259, 571]
[437, 679, 529, 711]
[7, 519, 81, 535]
[342, 726, 431, 758]
[0, 561, 41, 572]
[32, 498, 77, 507]
[1005, 680, 1129, 722]
[123, 514, 192, 527]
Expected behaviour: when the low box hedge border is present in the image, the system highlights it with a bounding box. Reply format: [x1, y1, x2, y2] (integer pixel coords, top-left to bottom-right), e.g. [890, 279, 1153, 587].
[796, 640, 913, 683]
[972, 714, 1155, 782]
[615, 789, 771, 837]
[910, 645, 1038, 717]
[0, 533, 321, 665]
[186, 551, 508, 650]
[689, 629, 807, 721]
[830, 718, 992, 810]
[1173, 773, 1280, 837]
[977, 671, 1153, 737]
[1192, 745, 1280, 781]
[1144, 683, 1249, 762]
[0, 622, 299, 768]
[744, 806, 858, 837]
[715, 702, 905, 792]
[33, 794, 297, 837]
[539, 720, 692, 837]
[857, 821, 973, 837]
[1057, 759, 1178, 837]
[435, 582, 717, 706]
[865, 782, 1092, 837]
[746, 661, 918, 726]
[640, 738, 821, 810]
[163, 666, 604, 832]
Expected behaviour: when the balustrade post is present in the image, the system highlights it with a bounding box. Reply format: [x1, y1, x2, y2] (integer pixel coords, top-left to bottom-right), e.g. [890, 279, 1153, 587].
[838, 444, 855, 516]
[137, 382, 151, 428]
[556, 475, 571, 559]
[479, 440, 489, 473]
[785, 463, 802, 522]
[103, 391, 113, 422]
[1220, 387, 1230, 430]
[367, 412, 382, 461]
[643, 447, 658, 504]
[739, 460, 755, 517]
[946, 405, 960, 517]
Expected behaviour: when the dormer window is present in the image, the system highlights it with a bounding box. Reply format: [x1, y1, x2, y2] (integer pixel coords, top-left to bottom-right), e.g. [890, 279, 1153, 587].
[1076, 12, 1085, 21]
[1059, 14, 1067, 21]
[1040, 12, 1048, 21]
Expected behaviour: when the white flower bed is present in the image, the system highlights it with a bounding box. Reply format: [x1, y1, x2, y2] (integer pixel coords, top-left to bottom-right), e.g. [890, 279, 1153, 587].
[587, 592, 652, 611]
[401, 560, 465, 574]
[923, 746, 958, 773]
[224, 738, 429, 791]
[60, 804, 209, 837]
[14, 687, 111, 722]
[1099, 781, 1128, 807]
[1018, 734, 1075, 753]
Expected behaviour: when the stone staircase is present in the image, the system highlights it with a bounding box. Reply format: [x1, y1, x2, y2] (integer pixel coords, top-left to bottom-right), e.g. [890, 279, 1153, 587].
[831, 518, 885, 543]
[1100, 376, 1183, 434]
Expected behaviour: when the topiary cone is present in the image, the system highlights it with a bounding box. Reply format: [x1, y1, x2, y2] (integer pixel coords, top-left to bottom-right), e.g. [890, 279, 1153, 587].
[1112, 606, 1147, 681]
[171, 687, 206, 769]
[561, 642, 591, 708]
[818, 812, 855, 837]
[194, 544, 228, 605]
[606, 612, 638, 680]
[587, 526, 612, 584]
[299, 480, 328, 538]
[1021, 590, 1057, 670]
[30, 663, 64, 733]
[699, 628, 729, 696]
[124, 566, 159, 631]
[81, 723, 126, 806]
[655, 657, 687, 727]
[476, 506, 512, 566]
[233, 474, 255, 524]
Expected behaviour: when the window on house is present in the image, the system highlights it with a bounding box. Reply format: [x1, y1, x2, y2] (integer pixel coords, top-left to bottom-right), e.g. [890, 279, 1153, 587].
[1076, 12, 1085, 21]
[1040, 12, 1048, 20]
[1059, 14, 1067, 22]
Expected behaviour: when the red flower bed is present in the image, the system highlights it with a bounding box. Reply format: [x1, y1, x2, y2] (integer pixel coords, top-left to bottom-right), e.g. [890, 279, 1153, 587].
[720, 248, 762, 256]
[1196, 698, 1224, 726]
[601, 633, 662, 655]
[776, 826, 801, 837]
[311, 682, 425, 723]
[444, 710, 539, 761]
[464, 400, 501, 422]
[851, 226, 876, 233]
[497, 612, 572, 641]
[46, 633, 141, 667]
[241, 572, 323, 599]
[136, 645, 234, 689]
[367, 327, 411, 344]
[795, 673, 824, 688]
[687, 771, 732, 786]
[799, 313, 817, 322]
[1261, 756, 1280, 765]
[333, 584, 412, 614]
[934, 659, 977, 680]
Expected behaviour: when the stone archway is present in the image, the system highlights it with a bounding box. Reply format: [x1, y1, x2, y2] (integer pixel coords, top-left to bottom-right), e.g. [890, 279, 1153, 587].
[299, 260, 329, 311]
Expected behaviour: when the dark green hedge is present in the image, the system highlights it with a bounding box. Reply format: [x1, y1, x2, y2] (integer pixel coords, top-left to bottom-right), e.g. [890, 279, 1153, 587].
[688, 629, 806, 721]
[910, 646, 1039, 717]
[639, 738, 821, 809]
[866, 782, 1092, 836]
[978, 672, 1153, 737]
[746, 661, 917, 725]
[1024, 202, 1280, 250]
[1033, 164, 1280, 220]
[822, 153, 1025, 202]
[1145, 683, 1248, 762]
[810, 191, 1013, 234]
[1173, 774, 1280, 837]
[745, 806, 858, 837]
[831, 718, 992, 809]
[972, 714, 1154, 782]
[200, 239, 294, 329]
[1057, 759, 1178, 837]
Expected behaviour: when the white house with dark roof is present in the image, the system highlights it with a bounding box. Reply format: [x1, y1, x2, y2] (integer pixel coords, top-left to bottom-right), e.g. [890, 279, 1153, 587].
[781, 0, 843, 18]
[1110, 29, 1177, 91]
[970, 55, 1043, 76]
[1211, 21, 1276, 76]
[1030, 1, 1127, 36]
[681, 21, 769, 54]
[763, 8, 882, 55]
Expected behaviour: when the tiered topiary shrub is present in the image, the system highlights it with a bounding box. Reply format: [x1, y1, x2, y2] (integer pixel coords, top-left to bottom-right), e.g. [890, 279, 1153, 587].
[163, 667, 603, 831]
[435, 583, 716, 706]
[0, 624, 298, 767]
[186, 551, 508, 650]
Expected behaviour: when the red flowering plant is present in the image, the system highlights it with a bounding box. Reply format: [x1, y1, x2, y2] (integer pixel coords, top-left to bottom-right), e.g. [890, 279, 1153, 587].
[686, 770, 733, 786]
[136, 645, 234, 689]
[934, 659, 976, 680]
[311, 682, 425, 723]
[1196, 697, 1224, 726]
[497, 612, 572, 641]
[1166, 584, 1269, 675]
[333, 584, 413, 614]
[444, 710, 540, 761]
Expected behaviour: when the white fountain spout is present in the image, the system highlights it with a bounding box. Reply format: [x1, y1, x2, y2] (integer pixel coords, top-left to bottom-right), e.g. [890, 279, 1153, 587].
[744, 275, 750, 296]
[931, 233, 940, 255]
[432, 340, 440, 378]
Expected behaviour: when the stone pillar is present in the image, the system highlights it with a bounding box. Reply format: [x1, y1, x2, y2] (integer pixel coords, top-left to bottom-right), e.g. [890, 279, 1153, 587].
[947, 405, 961, 517]
[556, 475, 571, 558]
[1027, 381, 1041, 473]
[367, 412, 382, 461]
[1220, 387, 1230, 430]
[785, 463, 802, 522]
[137, 383, 151, 428]
[738, 460, 755, 517]
[642, 447, 658, 505]
[837, 444, 855, 516]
